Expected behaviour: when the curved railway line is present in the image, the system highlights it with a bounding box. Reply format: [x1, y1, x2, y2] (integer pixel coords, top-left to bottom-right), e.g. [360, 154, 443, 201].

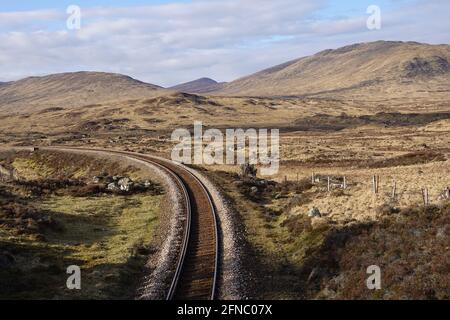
[44, 147, 220, 301]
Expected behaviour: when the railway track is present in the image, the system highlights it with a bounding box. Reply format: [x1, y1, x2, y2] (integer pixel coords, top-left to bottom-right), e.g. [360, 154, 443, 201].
[45, 147, 219, 300]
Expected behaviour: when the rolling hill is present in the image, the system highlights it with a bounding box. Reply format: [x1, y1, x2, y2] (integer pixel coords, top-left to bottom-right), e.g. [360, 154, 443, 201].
[0, 41, 449, 137]
[217, 41, 450, 100]
[0, 71, 166, 114]
[170, 77, 226, 94]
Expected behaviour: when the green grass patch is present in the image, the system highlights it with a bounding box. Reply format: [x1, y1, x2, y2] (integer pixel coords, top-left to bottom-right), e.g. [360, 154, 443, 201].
[12, 158, 55, 180]
[0, 194, 162, 300]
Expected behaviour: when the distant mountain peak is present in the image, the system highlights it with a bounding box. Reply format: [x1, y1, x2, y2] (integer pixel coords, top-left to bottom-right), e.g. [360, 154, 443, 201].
[170, 77, 226, 94]
[194, 77, 218, 83]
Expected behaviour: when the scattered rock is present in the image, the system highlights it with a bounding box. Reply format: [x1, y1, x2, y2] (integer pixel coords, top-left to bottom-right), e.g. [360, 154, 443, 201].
[308, 207, 322, 218]
[438, 187, 450, 201]
[250, 186, 258, 195]
[92, 176, 101, 184]
[255, 180, 268, 187]
[273, 192, 284, 200]
[101, 176, 159, 194]
[144, 180, 152, 188]
[107, 183, 118, 191]
[118, 178, 133, 192]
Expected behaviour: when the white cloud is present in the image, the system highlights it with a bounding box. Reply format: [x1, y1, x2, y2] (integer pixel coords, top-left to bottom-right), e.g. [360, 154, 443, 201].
[0, 9, 61, 25]
[0, 0, 449, 86]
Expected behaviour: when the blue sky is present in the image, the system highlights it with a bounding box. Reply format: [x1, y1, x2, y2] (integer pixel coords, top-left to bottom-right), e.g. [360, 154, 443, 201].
[0, 0, 448, 86]
[0, 0, 182, 11]
[316, 0, 402, 17]
[0, 0, 402, 13]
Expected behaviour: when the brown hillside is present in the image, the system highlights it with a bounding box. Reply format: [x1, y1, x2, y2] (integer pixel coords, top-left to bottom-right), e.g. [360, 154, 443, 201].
[0, 71, 166, 114]
[217, 41, 450, 101]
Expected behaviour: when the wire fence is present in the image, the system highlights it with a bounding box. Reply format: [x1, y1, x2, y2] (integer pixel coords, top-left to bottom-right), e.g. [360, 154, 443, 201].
[283, 172, 450, 206]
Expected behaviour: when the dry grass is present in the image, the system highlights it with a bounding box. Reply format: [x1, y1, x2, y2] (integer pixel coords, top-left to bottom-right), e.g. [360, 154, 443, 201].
[210, 167, 449, 299]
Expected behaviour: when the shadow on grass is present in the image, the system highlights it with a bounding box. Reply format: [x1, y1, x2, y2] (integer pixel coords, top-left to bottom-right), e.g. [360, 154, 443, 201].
[0, 238, 149, 300]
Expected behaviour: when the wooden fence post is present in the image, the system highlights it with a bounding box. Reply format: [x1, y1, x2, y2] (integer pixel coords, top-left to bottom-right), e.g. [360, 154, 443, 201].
[343, 176, 347, 190]
[422, 188, 429, 206]
[376, 175, 380, 194]
[327, 176, 331, 192]
[372, 176, 377, 194]
[392, 180, 397, 199]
